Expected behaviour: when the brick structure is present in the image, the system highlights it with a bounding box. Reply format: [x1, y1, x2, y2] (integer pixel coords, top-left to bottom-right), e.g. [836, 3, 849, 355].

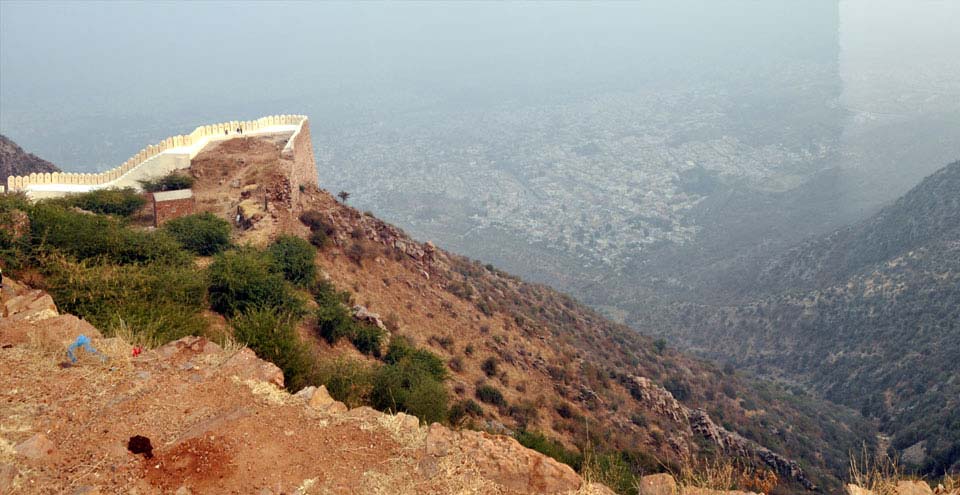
[152, 189, 195, 227]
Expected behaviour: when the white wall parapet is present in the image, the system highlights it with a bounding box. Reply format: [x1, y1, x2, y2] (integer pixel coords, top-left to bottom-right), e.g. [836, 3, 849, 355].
[7, 114, 308, 198]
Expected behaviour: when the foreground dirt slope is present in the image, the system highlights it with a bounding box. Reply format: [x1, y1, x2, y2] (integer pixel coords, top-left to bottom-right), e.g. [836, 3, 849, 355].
[0, 279, 612, 495]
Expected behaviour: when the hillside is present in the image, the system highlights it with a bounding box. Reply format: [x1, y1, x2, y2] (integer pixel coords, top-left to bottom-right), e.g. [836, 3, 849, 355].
[0, 277, 613, 494]
[642, 161, 960, 477]
[0, 135, 60, 183]
[0, 130, 880, 493]
[186, 135, 880, 493]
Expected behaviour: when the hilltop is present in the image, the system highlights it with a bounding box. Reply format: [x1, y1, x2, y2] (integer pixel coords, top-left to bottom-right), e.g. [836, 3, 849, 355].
[0, 135, 60, 185]
[642, 161, 960, 476]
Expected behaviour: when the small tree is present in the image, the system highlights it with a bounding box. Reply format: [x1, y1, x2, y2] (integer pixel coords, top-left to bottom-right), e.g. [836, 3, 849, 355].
[337, 191, 350, 203]
[163, 212, 231, 256]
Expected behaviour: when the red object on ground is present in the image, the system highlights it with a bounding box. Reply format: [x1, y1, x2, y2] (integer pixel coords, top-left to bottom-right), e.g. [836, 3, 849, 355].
[132, 346, 142, 357]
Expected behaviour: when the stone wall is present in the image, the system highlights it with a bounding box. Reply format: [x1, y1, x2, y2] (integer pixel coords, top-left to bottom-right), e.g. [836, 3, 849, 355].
[283, 119, 319, 205]
[7, 115, 309, 198]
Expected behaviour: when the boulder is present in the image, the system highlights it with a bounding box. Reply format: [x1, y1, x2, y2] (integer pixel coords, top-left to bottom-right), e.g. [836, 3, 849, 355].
[638, 473, 677, 495]
[4, 289, 58, 322]
[424, 423, 581, 494]
[681, 488, 760, 495]
[15, 433, 57, 460]
[295, 385, 348, 414]
[219, 348, 284, 388]
[351, 305, 387, 331]
[155, 336, 223, 360]
[0, 463, 19, 493]
[897, 481, 934, 495]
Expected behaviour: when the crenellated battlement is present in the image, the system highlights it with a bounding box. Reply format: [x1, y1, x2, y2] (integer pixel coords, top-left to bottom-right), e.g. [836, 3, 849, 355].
[7, 114, 309, 198]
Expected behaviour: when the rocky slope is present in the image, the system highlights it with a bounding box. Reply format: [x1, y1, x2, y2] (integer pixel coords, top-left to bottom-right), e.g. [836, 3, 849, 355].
[642, 161, 960, 476]
[0, 277, 613, 495]
[0, 135, 60, 183]
[180, 134, 877, 493]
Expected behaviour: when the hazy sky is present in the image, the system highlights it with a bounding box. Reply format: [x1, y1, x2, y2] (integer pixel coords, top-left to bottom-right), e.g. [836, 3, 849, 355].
[2, 1, 832, 120]
[1, 1, 957, 173]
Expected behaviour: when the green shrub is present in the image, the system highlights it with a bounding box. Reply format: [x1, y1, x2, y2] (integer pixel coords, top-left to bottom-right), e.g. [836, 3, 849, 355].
[140, 172, 195, 193]
[448, 399, 484, 424]
[268, 235, 316, 286]
[350, 323, 385, 358]
[208, 248, 297, 317]
[308, 229, 330, 248]
[371, 356, 449, 424]
[515, 430, 583, 470]
[163, 212, 232, 256]
[231, 307, 314, 391]
[313, 357, 377, 408]
[299, 210, 332, 232]
[42, 256, 208, 343]
[29, 203, 187, 265]
[481, 356, 499, 377]
[63, 188, 146, 217]
[385, 336, 447, 380]
[475, 384, 507, 407]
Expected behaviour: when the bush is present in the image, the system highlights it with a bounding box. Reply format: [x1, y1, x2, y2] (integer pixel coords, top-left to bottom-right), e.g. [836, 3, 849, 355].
[268, 235, 316, 286]
[515, 430, 582, 470]
[208, 248, 296, 317]
[475, 384, 507, 408]
[231, 307, 315, 391]
[163, 212, 231, 256]
[29, 203, 187, 265]
[313, 357, 377, 408]
[42, 256, 208, 344]
[385, 336, 447, 380]
[299, 210, 332, 233]
[448, 399, 485, 424]
[481, 357, 499, 377]
[309, 229, 330, 248]
[140, 172, 195, 193]
[315, 280, 356, 342]
[63, 188, 146, 217]
[371, 356, 449, 424]
[350, 323, 385, 358]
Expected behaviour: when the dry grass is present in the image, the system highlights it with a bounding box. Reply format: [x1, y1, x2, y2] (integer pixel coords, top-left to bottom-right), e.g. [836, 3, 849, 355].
[848, 449, 905, 495]
[677, 454, 737, 491]
[674, 454, 778, 494]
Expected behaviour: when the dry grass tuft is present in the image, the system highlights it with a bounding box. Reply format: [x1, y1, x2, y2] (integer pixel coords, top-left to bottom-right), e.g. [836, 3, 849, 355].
[674, 453, 778, 493]
[233, 376, 292, 405]
[848, 448, 904, 495]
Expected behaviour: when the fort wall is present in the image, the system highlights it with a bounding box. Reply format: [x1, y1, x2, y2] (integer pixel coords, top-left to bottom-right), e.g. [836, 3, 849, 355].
[7, 114, 310, 199]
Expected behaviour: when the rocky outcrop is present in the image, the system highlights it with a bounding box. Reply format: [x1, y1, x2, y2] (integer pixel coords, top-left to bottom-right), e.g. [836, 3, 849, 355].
[689, 409, 814, 491]
[636, 473, 762, 495]
[845, 480, 945, 495]
[622, 373, 814, 490]
[424, 423, 582, 494]
[352, 304, 387, 330]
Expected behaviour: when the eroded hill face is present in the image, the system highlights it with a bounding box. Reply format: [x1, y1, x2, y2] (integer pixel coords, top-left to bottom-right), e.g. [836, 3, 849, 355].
[0, 135, 60, 184]
[643, 161, 960, 476]
[182, 134, 878, 493]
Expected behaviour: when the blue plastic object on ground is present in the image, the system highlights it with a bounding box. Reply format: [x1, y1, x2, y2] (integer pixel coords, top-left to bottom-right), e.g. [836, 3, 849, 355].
[66, 334, 104, 363]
